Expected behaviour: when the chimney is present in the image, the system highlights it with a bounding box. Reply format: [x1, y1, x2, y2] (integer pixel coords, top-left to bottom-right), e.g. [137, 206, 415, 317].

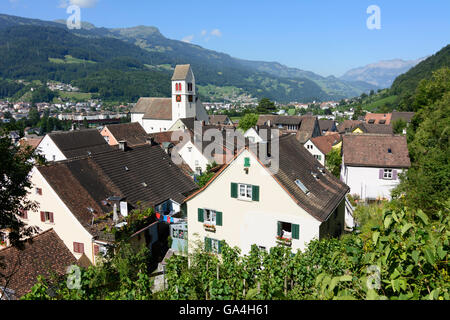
[113, 203, 118, 222]
[118, 140, 127, 151]
[146, 137, 156, 146]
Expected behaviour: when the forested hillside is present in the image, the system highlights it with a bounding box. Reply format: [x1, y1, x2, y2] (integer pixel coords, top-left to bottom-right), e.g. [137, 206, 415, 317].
[0, 14, 376, 102]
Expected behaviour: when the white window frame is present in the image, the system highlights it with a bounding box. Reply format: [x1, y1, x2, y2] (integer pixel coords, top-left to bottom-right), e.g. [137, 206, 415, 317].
[238, 183, 252, 200]
[383, 169, 393, 180]
[204, 209, 217, 225]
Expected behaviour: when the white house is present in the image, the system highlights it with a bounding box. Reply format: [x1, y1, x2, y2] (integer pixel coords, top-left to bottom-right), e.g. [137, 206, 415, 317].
[185, 135, 350, 256]
[36, 129, 111, 162]
[131, 64, 209, 133]
[340, 134, 411, 201]
[24, 144, 199, 264]
[304, 133, 342, 166]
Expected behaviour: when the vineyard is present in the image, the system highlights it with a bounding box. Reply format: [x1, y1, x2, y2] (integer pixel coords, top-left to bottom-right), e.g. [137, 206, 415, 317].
[22, 200, 449, 300]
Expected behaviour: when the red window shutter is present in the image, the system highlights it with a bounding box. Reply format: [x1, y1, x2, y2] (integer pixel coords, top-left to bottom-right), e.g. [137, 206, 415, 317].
[73, 242, 77, 252]
[49, 212, 54, 223]
[179, 83, 182, 91]
[40, 211, 45, 222]
[80, 243, 84, 253]
[94, 244, 99, 255]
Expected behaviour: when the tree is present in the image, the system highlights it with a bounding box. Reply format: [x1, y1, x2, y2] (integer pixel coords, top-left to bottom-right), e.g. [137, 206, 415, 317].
[0, 129, 40, 249]
[256, 98, 276, 114]
[392, 118, 407, 134]
[352, 105, 365, 120]
[238, 113, 258, 132]
[393, 67, 450, 215]
[325, 148, 342, 178]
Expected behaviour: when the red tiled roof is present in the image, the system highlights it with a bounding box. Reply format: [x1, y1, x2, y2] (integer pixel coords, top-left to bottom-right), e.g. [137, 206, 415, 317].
[0, 229, 77, 299]
[311, 133, 341, 155]
[364, 113, 392, 125]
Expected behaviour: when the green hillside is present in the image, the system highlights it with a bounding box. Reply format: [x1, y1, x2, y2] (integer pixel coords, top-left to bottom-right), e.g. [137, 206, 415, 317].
[0, 13, 377, 102]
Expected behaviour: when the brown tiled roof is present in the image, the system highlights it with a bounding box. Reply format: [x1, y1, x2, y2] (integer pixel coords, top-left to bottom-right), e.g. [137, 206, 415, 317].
[105, 122, 147, 143]
[342, 134, 411, 168]
[37, 158, 122, 237]
[48, 129, 112, 159]
[19, 137, 42, 149]
[275, 115, 303, 126]
[132, 98, 172, 120]
[296, 116, 319, 144]
[311, 133, 342, 155]
[364, 113, 392, 125]
[318, 119, 336, 133]
[337, 120, 364, 133]
[0, 229, 76, 299]
[171, 64, 191, 80]
[91, 144, 198, 206]
[274, 135, 349, 221]
[37, 145, 198, 238]
[391, 111, 415, 123]
[209, 115, 232, 125]
[356, 123, 393, 134]
[257, 115, 277, 126]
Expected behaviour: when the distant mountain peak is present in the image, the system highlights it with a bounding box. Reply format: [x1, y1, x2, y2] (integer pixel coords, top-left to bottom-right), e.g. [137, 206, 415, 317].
[340, 57, 428, 88]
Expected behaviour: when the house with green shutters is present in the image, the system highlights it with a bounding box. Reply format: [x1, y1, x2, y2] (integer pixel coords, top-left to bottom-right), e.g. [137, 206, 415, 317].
[185, 134, 350, 255]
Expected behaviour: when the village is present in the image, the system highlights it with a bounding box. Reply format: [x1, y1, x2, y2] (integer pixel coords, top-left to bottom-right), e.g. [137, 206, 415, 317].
[0, 65, 417, 299]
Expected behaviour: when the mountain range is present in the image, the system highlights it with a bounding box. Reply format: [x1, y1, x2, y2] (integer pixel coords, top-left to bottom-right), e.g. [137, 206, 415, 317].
[0, 14, 426, 102]
[340, 58, 427, 89]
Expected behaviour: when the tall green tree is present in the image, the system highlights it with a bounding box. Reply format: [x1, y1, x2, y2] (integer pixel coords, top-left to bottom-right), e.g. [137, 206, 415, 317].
[393, 67, 450, 215]
[238, 113, 258, 132]
[0, 129, 40, 248]
[256, 98, 276, 114]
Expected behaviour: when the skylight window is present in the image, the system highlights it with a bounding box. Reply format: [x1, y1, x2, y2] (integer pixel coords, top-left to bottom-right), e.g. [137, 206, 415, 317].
[294, 179, 310, 195]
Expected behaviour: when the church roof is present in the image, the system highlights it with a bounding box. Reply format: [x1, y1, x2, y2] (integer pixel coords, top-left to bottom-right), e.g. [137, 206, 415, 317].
[171, 64, 191, 80]
[132, 98, 172, 120]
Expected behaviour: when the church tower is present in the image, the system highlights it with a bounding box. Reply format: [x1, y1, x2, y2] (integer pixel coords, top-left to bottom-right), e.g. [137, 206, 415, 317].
[171, 64, 196, 121]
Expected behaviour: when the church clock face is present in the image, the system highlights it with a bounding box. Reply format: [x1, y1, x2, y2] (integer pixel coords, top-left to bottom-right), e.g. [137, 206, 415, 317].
[176, 95, 181, 102]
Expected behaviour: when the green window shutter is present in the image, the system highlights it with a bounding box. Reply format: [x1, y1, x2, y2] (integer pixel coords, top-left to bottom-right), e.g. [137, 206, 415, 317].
[216, 211, 223, 226]
[218, 240, 224, 254]
[231, 183, 238, 198]
[205, 237, 212, 252]
[244, 157, 250, 167]
[277, 221, 282, 237]
[252, 185, 260, 201]
[292, 224, 300, 240]
[198, 208, 204, 223]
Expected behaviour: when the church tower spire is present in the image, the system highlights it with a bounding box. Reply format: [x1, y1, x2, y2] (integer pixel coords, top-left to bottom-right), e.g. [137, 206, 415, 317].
[171, 64, 196, 121]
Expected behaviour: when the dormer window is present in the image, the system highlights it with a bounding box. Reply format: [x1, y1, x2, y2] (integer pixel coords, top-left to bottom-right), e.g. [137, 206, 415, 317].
[188, 83, 193, 91]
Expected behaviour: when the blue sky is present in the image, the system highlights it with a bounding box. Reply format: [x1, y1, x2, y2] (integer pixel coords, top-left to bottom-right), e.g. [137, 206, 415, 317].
[1, 0, 449, 76]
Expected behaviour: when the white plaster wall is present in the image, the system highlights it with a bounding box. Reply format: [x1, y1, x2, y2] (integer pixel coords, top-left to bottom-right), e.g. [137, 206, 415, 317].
[304, 140, 325, 166]
[342, 165, 404, 200]
[36, 135, 67, 162]
[142, 119, 174, 133]
[25, 167, 94, 262]
[187, 150, 321, 256]
[131, 112, 144, 125]
[178, 140, 210, 173]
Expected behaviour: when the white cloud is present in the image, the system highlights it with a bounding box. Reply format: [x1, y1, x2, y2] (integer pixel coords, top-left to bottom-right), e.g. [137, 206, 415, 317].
[201, 30, 207, 36]
[181, 35, 194, 43]
[210, 29, 222, 37]
[59, 0, 98, 8]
